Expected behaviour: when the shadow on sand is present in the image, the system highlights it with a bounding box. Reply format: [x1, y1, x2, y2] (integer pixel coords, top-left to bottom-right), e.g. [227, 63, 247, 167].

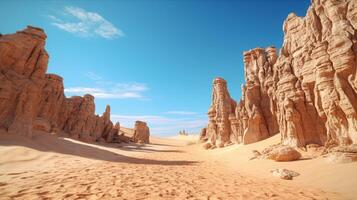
[117, 144, 184, 153]
[0, 131, 198, 166]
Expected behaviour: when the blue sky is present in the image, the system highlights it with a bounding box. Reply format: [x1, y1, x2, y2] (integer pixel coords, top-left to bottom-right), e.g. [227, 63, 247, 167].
[0, 0, 310, 136]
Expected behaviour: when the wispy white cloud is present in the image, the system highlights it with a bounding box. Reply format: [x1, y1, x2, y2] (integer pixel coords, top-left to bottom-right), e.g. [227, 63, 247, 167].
[48, 15, 61, 22]
[166, 111, 198, 115]
[85, 72, 103, 81]
[111, 114, 207, 136]
[64, 72, 148, 99]
[49, 6, 124, 39]
[64, 87, 102, 94]
[64, 87, 145, 99]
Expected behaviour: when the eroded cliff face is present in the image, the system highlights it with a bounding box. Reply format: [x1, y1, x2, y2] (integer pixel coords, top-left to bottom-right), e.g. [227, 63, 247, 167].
[0, 26, 118, 142]
[203, 0, 357, 148]
[240, 47, 279, 144]
[275, 0, 357, 147]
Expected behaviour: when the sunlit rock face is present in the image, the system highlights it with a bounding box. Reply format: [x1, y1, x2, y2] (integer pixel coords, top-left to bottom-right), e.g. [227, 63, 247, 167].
[205, 47, 279, 147]
[205, 77, 237, 147]
[240, 47, 279, 144]
[0, 26, 119, 142]
[132, 121, 150, 144]
[275, 0, 357, 147]
[203, 0, 357, 148]
[0, 26, 48, 137]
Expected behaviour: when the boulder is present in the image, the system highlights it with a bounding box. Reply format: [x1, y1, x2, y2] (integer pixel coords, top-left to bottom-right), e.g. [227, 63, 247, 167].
[267, 146, 302, 162]
[203, 143, 212, 150]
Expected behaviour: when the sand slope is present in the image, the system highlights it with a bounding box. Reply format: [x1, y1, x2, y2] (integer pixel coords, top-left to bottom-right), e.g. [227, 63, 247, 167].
[195, 134, 357, 199]
[0, 131, 353, 199]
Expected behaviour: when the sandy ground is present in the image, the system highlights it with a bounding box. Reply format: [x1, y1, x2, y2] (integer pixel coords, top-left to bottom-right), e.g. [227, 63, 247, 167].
[0, 131, 355, 200]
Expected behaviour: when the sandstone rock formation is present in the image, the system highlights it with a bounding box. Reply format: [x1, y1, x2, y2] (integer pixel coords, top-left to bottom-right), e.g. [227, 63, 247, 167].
[199, 127, 208, 143]
[0, 26, 122, 142]
[132, 121, 150, 144]
[202, 0, 357, 149]
[206, 78, 237, 147]
[275, 0, 357, 147]
[202, 50, 280, 147]
[240, 47, 279, 144]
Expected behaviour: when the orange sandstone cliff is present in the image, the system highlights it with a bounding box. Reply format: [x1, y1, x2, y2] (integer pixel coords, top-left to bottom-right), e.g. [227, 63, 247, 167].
[0, 26, 123, 142]
[201, 0, 357, 148]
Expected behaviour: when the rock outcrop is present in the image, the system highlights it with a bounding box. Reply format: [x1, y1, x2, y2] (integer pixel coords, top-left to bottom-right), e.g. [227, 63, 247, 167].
[275, 0, 357, 147]
[203, 0, 357, 148]
[240, 47, 279, 144]
[132, 121, 150, 144]
[199, 127, 208, 143]
[0, 26, 121, 142]
[206, 78, 236, 147]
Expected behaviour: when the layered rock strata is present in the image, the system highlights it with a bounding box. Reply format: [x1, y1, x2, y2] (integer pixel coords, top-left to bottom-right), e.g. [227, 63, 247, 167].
[275, 0, 357, 147]
[0, 26, 119, 142]
[202, 0, 357, 148]
[206, 78, 237, 147]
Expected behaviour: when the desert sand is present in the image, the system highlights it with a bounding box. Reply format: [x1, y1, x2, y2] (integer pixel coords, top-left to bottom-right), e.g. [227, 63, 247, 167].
[1, 130, 355, 200]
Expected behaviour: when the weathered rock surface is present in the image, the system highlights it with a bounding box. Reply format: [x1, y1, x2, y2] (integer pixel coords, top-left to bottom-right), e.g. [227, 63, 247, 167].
[203, 0, 357, 149]
[199, 127, 208, 143]
[205, 78, 237, 147]
[0, 26, 123, 142]
[202, 142, 213, 150]
[270, 169, 300, 180]
[275, 0, 357, 147]
[241, 47, 279, 144]
[266, 146, 302, 162]
[250, 145, 302, 161]
[325, 144, 357, 163]
[132, 121, 150, 144]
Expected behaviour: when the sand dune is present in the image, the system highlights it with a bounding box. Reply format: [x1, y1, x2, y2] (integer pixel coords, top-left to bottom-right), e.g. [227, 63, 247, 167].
[0, 131, 354, 199]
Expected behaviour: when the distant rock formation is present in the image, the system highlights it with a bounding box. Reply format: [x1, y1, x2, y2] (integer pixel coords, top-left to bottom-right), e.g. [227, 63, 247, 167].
[202, 0, 357, 148]
[206, 78, 236, 147]
[132, 121, 150, 144]
[0, 26, 125, 142]
[179, 130, 188, 136]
